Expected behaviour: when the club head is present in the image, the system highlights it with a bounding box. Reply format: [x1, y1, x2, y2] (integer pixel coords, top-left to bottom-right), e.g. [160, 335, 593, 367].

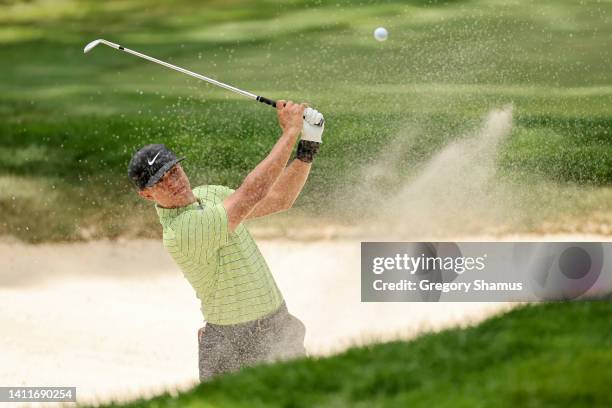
[83, 39, 102, 54]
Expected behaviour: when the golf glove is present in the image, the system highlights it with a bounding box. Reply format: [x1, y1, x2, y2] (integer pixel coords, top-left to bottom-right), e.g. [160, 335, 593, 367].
[301, 108, 325, 143]
[297, 108, 324, 163]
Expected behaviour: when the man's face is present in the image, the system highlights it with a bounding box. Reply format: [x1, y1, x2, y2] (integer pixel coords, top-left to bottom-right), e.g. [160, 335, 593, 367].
[138, 164, 193, 206]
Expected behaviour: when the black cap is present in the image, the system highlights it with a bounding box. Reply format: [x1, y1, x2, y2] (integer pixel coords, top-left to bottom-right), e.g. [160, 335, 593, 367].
[128, 144, 185, 190]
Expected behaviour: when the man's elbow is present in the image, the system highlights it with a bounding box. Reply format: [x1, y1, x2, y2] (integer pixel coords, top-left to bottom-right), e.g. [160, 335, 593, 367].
[272, 203, 291, 215]
[281, 196, 296, 211]
[267, 195, 293, 213]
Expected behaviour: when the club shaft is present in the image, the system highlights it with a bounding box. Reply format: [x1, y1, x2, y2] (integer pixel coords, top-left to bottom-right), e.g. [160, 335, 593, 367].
[88, 39, 294, 111]
[85, 39, 324, 124]
[106, 41, 259, 100]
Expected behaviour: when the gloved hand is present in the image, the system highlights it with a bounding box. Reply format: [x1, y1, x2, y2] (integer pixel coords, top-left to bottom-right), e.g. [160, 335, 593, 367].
[301, 107, 325, 143]
[297, 107, 325, 163]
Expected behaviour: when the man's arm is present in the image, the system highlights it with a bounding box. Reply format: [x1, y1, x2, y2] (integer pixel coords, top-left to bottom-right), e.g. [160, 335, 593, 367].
[246, 108, 325, 219]
[223, 101, 305, 232]
[246, 159, 311, 219]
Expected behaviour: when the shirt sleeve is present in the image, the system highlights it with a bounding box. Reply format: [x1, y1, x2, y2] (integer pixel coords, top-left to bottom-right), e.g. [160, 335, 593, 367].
[215, 185, 235, 200]
[172, 203, 230, 262]
[193, 185, 235, 201]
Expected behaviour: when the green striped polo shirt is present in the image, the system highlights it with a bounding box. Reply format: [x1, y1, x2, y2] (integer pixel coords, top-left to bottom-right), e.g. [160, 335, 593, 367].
[156, 185, 284, 325]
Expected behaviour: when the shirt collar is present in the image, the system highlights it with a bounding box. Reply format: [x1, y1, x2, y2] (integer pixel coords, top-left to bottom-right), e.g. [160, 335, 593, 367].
[156, 197, 203, 228]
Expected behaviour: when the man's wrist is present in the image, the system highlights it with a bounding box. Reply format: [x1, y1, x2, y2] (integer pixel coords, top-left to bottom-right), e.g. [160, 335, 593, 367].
[283, 127, 301, 138]
[296, 140, 320, 163]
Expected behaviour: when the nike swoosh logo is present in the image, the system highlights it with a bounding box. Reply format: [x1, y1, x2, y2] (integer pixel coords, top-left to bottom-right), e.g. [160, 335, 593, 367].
[147, 152, 161, 166]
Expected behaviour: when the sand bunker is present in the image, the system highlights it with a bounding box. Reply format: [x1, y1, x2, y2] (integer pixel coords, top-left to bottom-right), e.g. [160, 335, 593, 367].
[0, 238, 520, 406]
[1, 233, 607, 405]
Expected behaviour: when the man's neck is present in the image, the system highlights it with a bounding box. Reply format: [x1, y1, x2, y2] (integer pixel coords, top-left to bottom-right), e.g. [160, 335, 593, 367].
[158, 192, 197, 209]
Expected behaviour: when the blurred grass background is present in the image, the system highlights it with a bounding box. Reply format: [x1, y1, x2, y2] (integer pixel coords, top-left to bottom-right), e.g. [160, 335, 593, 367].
[0, 0, 611, 242]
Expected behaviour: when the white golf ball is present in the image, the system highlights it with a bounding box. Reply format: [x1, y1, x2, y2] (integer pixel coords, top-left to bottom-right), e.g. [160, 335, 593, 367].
[374, 27, 388, 42]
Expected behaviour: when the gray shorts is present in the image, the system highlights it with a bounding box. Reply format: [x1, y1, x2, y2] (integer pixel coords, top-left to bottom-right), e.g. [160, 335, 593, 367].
[198, 303, 306, 382]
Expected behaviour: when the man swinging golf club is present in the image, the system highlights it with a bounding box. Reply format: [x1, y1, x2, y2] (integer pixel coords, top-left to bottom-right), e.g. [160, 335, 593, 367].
[128, 101, 324, 382]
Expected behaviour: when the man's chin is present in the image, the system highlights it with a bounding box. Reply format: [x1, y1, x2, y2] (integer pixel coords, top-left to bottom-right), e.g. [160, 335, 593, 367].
[169, 189, 193, 204]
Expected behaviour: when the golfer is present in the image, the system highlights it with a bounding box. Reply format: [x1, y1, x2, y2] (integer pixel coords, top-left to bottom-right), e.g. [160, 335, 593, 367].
[128, 101, 324, 381]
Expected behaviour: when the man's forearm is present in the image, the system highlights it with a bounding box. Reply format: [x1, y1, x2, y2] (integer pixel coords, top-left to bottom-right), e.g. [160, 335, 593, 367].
[276, 159, 311, 208]
[240, 130, 299, 202]
[224, 101, 308, 232]
[246, 159, 311, 219]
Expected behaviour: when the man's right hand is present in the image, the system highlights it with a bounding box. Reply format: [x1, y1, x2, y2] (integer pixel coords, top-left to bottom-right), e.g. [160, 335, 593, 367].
[276, 100, 306, 136]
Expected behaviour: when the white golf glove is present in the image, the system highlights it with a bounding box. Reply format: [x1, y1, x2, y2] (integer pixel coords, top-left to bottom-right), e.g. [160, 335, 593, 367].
[297, 107, 325, 163]
[301, 107, 325, 143]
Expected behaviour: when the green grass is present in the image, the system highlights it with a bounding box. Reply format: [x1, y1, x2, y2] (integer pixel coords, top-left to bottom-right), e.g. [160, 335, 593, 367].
[93, 295, 612, 408]
[0, 0, 611, 242]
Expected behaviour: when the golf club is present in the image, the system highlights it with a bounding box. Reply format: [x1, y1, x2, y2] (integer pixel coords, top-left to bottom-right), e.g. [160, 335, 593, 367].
[83, 39, 324, 126]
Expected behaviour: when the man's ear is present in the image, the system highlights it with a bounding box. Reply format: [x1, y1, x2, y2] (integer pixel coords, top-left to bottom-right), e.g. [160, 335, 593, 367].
[138, 188, 155, 201]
